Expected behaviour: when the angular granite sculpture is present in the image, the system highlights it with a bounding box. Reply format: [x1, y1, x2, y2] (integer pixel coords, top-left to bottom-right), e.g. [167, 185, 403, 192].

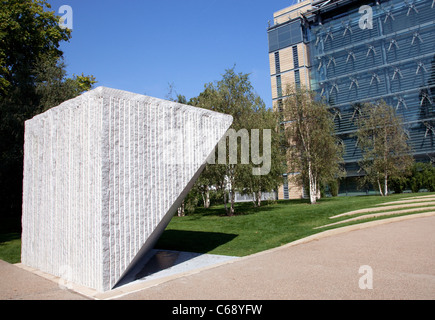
[21, 87, 233, 292]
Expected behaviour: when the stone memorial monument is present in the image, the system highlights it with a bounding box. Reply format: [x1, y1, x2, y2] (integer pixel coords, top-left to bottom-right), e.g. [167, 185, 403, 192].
[21, 87, 233, 292]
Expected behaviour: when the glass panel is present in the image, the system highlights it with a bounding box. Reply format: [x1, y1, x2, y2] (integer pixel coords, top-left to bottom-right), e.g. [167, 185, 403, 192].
[275, 52, 281, 74]
[277, 75, 282, 97]
[305, 0, 435, 165]
[268, 29, 279, 52]
[295, 70, 301, 88]
[290, 22, 303, 43]
[268, 20, 303, 52]
[293, 46, 299, 68]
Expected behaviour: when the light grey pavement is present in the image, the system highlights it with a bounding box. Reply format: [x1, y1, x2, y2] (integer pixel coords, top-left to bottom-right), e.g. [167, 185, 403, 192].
[1, 214, 435, 300]
[0, 259, 87, 300]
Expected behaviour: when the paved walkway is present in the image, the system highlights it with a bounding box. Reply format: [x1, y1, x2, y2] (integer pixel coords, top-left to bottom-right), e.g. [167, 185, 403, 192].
[1, 213, 434, 300]
[0, 259, 87, 300]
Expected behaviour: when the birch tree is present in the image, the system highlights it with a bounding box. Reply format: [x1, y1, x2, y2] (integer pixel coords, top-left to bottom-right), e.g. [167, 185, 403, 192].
[355, 100, 414, 196]
[235, 106, 286, 207]
[283, 87, 345, 204]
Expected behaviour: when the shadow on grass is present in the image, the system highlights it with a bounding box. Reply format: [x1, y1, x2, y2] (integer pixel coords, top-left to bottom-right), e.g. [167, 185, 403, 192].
[0, 233, 21, 264]
[192, 201, 282, 218]
[155, 230, 238, 254]
[0, 233, 20, 245]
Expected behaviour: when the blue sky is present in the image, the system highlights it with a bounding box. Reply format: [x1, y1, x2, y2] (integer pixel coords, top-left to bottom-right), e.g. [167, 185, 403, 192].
[48, 0, 296, 108]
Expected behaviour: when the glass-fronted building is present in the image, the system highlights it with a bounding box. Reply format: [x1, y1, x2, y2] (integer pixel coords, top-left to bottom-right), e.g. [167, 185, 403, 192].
[268, 0, 435, 197]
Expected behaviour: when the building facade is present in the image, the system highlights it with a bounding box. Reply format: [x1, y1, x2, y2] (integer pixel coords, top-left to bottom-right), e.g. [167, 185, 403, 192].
[268, 0, 435, 198]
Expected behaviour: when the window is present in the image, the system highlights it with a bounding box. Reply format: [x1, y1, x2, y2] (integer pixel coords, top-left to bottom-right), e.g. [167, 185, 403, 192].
[292, 45, 299, 69]
[283, 175, 289, 200]
[275, 52, 281, 74]
[277, 75, 282, 97]
[277, 99, 283, 113]
[294, 70, 301, 88]
[268, 21, 303, 52]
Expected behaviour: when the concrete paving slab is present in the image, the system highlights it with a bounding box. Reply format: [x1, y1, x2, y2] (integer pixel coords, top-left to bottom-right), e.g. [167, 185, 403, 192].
[5, 250, 238, 300]
[132, 250, 238, 282]
[93, 250, 238, 300]
[0, 260, 87, 300]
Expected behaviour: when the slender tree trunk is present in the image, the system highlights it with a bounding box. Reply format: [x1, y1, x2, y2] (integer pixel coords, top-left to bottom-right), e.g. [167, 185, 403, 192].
[252, 192, 257, 207]
[257, 190, 262, 207]
[223, 190, 228, 215]
[316, 181, 321, 200]
[377, 178, 384, 196]
[384, 173, 388, 196]
[229, 190, 235, 216]
[177, 201, 185, 217]
[201, 193, 206, 208]
[308, 161, 317, 204]
[228, 166, 236, 216]
[204, 186, 210, 208]
[383, 126, 389, 196]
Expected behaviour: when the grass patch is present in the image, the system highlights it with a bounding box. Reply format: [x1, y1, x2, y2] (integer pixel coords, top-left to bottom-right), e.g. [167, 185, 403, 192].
[0, 233, 21, 264]
[0, 215, 21, 263]
[1, 192, 433, 263]
[156, 192, 435, 256]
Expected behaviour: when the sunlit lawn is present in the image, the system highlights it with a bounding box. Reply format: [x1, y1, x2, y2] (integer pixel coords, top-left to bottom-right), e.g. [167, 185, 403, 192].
[156, 192, 434, 257]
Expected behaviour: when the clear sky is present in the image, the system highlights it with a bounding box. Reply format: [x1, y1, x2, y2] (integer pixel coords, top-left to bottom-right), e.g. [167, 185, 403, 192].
[48, 0, 297, 108]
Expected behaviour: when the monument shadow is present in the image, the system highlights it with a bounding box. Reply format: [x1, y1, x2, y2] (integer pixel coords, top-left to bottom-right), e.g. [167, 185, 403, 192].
[114, 230, 238, 289]
[155, 230, 238, 254]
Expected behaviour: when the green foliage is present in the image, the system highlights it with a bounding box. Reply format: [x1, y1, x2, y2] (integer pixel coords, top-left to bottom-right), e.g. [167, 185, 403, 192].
[328, 179, 340, 197]
[0, 0, 96, 221]
[34, 55, 97, 111]
[171, 67, 287, 214]
[73, 73, 97, 94]
[192, 66, 285, 215]
[389, 175, 409, 194]
[355, 101, 414, 196]
[377, 162, 435, 194]
[408, 163, 435, 193]
[235, 104, 286, 208]
[282, 87, 345, 204]
[0, 0, 71, 96]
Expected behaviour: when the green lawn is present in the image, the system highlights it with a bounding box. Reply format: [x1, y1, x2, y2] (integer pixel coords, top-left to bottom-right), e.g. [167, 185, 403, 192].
[1, 192, 434, 263]
[0, 216, 22, 264]
[155, 192, 435, 257]
[0, 234, 21, 264]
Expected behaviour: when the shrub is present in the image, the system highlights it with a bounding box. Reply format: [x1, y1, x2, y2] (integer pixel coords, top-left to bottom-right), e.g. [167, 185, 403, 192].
[407, 163, 435, 193]
[329, 180, 340, 197]
[390, 175, 408, 194]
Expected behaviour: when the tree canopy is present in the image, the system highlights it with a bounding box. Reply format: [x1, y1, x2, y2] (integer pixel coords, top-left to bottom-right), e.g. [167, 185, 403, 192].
[282, 87, 345, 204]
[0, 0, 96, 223]
[188, 67, 285, 214]
[355, 100, 414, 196]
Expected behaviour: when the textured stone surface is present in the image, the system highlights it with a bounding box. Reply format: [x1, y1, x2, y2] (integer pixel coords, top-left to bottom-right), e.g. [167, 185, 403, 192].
[21, 87, 232, 292]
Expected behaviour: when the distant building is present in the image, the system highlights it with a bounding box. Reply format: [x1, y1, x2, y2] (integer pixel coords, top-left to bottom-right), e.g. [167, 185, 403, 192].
[268, 0, 435, 198]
